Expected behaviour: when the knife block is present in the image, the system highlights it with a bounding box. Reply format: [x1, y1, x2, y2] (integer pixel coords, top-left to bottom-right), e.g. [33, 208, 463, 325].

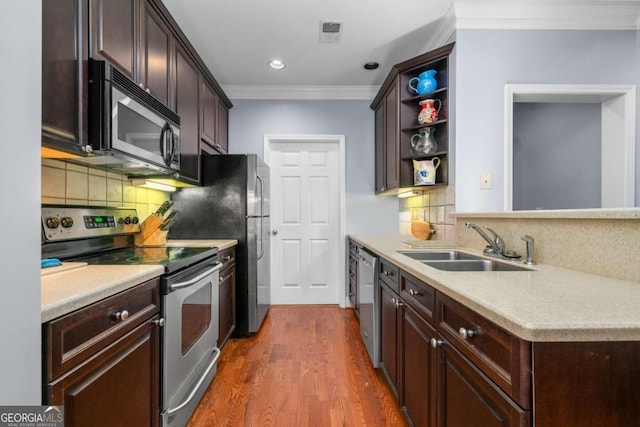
[134, 215, 168, 247]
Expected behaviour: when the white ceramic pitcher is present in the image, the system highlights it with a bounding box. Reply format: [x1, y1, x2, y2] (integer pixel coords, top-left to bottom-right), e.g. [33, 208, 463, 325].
[413, 157, 441, 186]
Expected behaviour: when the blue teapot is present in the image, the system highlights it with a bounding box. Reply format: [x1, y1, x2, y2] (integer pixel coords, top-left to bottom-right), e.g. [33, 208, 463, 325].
[408, 70, 437, 95]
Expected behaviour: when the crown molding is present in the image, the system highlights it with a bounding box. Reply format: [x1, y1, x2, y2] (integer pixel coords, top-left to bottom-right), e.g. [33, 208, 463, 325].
[454, 0, 640, 30]
[223, 84, 379, 100]
[420, 5, 457, 53]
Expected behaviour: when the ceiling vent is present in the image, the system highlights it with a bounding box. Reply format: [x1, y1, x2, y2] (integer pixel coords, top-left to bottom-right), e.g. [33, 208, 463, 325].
[319, 21, 343, 43]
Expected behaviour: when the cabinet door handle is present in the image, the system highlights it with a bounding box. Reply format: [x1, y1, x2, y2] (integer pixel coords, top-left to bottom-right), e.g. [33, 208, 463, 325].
[458, 327, 479, 340]
[113, 310, 129, 321]
[408, 289, 422, 297]
[430, 338, 444, 348]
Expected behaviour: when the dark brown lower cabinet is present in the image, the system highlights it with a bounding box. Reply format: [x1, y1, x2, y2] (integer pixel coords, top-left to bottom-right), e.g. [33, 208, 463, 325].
[437, 341, 530, 427]
[218, 263, 236, 349]
[379, 282, 401, 399]
[401, 304, 437, 427]
[217, 246, 236, 349]
[44, 279, 161, 426]
[47, 319, 160, 426]
[361, 247, 640, 427]
[533, 341, 640, 427]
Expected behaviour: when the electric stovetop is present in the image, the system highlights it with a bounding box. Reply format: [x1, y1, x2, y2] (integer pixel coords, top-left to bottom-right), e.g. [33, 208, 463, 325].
[75, 246, 218, 274]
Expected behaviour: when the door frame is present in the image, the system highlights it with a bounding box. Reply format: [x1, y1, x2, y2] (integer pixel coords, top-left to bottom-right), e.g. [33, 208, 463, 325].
[264, 134, 347, 308]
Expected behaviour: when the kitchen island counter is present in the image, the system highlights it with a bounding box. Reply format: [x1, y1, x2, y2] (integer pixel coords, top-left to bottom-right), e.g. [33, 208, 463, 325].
[351, 234, 640, 342]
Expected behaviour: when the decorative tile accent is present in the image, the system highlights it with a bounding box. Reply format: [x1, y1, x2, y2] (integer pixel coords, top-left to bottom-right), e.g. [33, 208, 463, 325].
[66, 171, 88, 200]
[40, 161, 173, 218]
[88, 174, 107, 201]
[398, 185, 456, 242]
[107, 178, 123, 203]
[41, 166, 66, 199]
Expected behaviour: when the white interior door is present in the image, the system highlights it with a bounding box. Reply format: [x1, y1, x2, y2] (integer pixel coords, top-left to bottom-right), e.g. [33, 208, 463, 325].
[269, 140, 341, 305]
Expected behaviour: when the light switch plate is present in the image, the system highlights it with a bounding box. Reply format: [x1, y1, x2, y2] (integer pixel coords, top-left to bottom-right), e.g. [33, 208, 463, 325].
[480, 172, 491, 190]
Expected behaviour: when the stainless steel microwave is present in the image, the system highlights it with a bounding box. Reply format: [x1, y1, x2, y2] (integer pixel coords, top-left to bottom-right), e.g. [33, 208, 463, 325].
[85, 60, 180, 175]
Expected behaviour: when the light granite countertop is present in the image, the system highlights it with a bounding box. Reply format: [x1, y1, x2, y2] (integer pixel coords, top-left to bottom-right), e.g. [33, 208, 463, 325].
[41, 240, 238, 323]
[350, 234, 640, 342]
[41, 265, 164, 323]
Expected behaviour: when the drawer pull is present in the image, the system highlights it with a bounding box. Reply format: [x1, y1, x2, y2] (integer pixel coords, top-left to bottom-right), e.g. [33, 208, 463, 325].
[113, 310, 129, 321]
[408, 289, 423, 297]
[458, 327, 479, 340]
[382, 270, 393, 276]
[430, 338, 444, 348]
[391, 298, 404, 309]
[223, 255, 232, 261]
[151, 318, 165, 327]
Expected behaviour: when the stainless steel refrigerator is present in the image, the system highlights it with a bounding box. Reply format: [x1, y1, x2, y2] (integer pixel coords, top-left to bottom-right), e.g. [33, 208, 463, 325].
[169, 154, 270, 336]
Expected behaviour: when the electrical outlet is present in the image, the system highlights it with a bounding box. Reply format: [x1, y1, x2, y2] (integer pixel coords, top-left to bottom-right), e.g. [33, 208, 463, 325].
[480, 172, 491, 190]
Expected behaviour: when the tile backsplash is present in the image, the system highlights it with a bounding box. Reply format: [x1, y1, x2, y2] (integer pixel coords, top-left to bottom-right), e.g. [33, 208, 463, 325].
[399, 185, 455, 242]
[41, 159, 171, 220]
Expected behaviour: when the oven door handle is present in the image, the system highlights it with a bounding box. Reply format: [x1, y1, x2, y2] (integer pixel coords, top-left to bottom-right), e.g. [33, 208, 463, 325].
[169, 262, 222, 291]
[166, 346, 221, 417]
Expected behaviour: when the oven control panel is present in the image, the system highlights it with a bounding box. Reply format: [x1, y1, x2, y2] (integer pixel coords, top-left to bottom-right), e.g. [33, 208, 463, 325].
[42, 206, 140, 242]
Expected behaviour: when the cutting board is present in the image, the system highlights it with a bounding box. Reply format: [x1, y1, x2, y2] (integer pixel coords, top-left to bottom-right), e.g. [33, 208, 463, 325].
[411, 221, 435, 240]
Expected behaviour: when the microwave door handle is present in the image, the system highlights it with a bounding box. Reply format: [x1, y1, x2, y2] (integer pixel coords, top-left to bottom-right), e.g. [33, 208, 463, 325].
[159, 123, 169, 166]
[167, 125, 176, 165]
[171, 127, 177, 164]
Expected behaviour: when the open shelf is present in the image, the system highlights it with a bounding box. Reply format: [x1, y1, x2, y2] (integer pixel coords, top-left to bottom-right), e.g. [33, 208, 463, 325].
[371, 42, 455, 194]
[401, 150, 448, 161]
[401, 119, 448, 133]
[401, 87, 448, 104]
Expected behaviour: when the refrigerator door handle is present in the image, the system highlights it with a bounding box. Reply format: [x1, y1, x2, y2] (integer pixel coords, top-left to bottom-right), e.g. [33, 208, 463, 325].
[256, 174, 265, 260]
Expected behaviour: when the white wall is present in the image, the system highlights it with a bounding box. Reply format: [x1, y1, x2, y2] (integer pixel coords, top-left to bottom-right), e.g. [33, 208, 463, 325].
[454, 29, 639, 212]
[228, 99, 398, 234]
[0, 0, 42, 403]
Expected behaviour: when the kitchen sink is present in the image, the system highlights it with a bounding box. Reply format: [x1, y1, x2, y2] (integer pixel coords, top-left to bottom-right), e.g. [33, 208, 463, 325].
[398, 250, 481, 261]
[398, 250, 531, 272]
[423, 259, 531, 272]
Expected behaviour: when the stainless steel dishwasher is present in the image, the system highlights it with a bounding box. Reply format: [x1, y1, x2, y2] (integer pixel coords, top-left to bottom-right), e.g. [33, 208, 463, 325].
[358, 248, 379, 367]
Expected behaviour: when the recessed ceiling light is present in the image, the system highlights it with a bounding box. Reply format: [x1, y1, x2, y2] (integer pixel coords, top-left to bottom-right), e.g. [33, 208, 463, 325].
[269, 59, 285, 70]
[364, 62, 379, 70]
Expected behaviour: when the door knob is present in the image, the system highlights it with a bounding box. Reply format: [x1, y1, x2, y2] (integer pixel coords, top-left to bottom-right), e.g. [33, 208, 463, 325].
[272, 230, 278, 235]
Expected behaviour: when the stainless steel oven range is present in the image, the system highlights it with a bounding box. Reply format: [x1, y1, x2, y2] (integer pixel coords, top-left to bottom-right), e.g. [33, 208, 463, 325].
[41, 205, 222, 427]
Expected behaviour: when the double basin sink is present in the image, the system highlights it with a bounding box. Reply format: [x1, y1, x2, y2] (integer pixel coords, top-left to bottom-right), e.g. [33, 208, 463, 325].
[398, 250, 531, 272]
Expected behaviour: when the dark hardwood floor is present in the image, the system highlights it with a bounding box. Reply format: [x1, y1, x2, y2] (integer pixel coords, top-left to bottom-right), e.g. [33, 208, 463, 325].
[187, 305, 407, 427]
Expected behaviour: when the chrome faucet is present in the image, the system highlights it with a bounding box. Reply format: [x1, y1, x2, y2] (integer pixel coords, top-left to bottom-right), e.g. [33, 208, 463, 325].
[465, 222, 521, 259]
[465, 222, 504, 256]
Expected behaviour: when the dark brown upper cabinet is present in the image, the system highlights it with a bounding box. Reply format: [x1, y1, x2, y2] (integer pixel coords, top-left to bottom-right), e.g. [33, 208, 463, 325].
[43, 0, 232, 170]
[215, 97, 229, 153]
[201, 81, 230, 155]
[89, 0, 138, 81]
[42, 0, 89, 155]
[200, 80, 216, 147]
[371, 43, 454, 194]
[139, 1, 172, 106]
[174, 43, 200, 183]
